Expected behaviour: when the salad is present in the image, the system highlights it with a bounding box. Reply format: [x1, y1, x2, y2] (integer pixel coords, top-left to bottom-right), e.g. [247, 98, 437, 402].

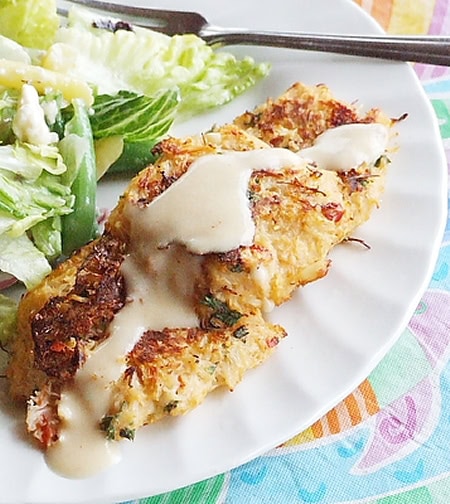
[0, 0, 270, 342]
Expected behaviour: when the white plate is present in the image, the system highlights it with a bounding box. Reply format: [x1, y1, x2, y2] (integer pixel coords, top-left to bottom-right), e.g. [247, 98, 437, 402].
[0, 0, 447, 502]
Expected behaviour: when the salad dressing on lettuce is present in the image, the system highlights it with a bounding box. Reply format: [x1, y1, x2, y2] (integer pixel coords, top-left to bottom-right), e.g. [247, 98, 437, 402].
[46, 124, 388, 477]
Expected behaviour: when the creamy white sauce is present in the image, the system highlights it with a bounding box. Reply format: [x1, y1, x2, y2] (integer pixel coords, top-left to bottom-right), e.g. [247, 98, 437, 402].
[47, 147, 302, 478]
[46, 245, 203, 478]
[12, 84, 59, 146]
[47, 123, 388, 478]
[252, 265, 276, 313]
[298, 123, 388, 172]
[131, 148, 301, 254]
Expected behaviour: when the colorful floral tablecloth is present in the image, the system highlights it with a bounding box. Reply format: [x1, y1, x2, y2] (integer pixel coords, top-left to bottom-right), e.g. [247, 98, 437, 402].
[120, 1, 450, 502]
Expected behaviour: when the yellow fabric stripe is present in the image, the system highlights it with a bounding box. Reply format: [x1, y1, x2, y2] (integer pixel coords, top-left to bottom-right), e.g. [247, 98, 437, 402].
[388, 0, 436, 34]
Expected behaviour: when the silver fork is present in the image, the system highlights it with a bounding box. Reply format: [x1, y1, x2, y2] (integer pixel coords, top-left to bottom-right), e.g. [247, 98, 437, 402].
[58, 0, 450, 67]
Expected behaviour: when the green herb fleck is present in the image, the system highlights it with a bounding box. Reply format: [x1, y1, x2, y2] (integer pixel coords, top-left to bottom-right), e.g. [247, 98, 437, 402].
[233, 326, 249, 340]
[229, 262, 244, 273]
[207, 364, 217, 375]
[164, 400, 179, 414]
[100, 415, 117, 441]
[247, 189, 258, 203]
[119, 427, 136, 441]
[202, 294, 243, 328]
[375, 155, 391, 167]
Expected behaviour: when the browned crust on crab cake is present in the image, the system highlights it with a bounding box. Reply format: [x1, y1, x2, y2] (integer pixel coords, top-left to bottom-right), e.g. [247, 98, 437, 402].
[234, 81, 389, 151]
[7, 235, 127, 400]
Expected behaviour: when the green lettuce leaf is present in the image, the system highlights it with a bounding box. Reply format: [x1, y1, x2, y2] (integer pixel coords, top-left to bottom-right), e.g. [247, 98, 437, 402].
[42, 6, 270, 116]
[177, 52, 271, 115]
[0, 232, 51, 289]
[0, 292, 17, 345]
[0, 143, 66, 180]
[29, 216, 62, 260]
[90, 89, 180, 142]
[0, 165, 74, 237]
[106, 138, 158, 176]
[0, 0, 59, 50]
[0, 87, 20, 144]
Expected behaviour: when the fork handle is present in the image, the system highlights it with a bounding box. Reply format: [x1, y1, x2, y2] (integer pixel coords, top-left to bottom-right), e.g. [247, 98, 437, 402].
[203, 29, 450, 66]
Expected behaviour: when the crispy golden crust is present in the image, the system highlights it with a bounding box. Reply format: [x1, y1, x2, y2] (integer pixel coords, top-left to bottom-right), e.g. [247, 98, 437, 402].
[7, 81, 394, 445]
[32, 235, 126, 380]
[8, 240, 94, 400]
[7, 235, 127, 399]
[199, 158, 388, 314]
[234, 82, 388, 150]
[109, 315, 285, 436]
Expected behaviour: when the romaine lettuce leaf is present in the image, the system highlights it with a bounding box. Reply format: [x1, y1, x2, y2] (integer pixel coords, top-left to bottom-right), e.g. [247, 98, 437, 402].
[90, 89, 180, 176]
[0, 232, 51, 289]
[0, 143, 66, 180]
[0, 292, 17, 344]
[29, 216, 62, 260]
[0, 87, 20, 144]
[91, 89, 179, 142]
[0, 96, 75, 277]
[177, 53, 271, 115]
[42, 6, 270, 116]
[105, 138, 158, 177]
[0, 166, 74, 237]
[0, 0, 59, 50]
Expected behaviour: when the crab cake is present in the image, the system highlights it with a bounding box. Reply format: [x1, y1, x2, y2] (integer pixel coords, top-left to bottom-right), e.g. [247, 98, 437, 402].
[7, 82, 394, 477]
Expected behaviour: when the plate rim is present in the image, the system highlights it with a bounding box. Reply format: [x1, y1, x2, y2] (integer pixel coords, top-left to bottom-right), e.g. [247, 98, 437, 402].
[0, 0, 448, 502]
